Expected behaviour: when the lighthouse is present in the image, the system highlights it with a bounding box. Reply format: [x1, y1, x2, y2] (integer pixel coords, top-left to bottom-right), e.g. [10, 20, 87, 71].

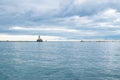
[37, 35, 43, 42]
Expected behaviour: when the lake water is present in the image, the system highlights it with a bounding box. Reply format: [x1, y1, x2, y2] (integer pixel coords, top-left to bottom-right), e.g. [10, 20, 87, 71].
[0, 42, 120, 80]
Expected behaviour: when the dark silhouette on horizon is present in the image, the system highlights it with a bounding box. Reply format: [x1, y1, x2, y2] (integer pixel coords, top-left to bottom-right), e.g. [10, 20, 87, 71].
[37, 35, 43, 42]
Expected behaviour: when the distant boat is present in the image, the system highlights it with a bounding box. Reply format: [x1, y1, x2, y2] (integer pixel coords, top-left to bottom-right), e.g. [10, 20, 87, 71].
[37, 35, 43, 42]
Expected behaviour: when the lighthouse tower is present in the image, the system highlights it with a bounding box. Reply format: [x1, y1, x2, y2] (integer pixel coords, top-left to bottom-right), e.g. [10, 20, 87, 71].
[37, 35, 43, 42]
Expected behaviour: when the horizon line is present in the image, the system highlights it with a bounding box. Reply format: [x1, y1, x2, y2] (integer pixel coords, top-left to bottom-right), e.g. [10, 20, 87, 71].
[1, 40, 120, 42]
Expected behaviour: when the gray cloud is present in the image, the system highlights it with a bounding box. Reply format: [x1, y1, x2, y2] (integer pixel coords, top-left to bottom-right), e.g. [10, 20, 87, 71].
[1, 0, 120, 40]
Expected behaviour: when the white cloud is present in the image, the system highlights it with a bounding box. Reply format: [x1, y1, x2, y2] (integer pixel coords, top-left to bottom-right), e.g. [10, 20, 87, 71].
[74, 0, 85, 5]
[0, 34, 65, 41]
[58, 8, 120, 29]
[9, 26, 98, 36]
[94, 8, 120, 20]
[102, 8, 117, 17]
[10, 26, 78, 33]
[90, 8, 120, 29]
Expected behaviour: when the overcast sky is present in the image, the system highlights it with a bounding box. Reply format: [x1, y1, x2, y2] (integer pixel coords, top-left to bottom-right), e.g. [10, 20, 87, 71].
[1, 0, 120, 41]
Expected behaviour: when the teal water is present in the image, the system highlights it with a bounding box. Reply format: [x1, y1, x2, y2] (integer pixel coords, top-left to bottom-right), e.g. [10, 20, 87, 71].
[0, 42, 120, 80]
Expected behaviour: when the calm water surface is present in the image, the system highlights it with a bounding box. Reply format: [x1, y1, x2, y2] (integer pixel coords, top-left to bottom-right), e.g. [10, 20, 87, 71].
[0, 42, 120, 80]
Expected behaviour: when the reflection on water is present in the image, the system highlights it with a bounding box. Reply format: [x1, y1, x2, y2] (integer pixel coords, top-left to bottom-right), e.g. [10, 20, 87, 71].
[0, 42, 120, 80]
